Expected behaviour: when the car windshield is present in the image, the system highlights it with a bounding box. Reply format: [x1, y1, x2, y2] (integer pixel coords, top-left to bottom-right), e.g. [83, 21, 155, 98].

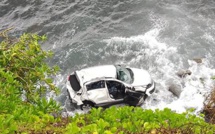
[116, 65, 134, 84]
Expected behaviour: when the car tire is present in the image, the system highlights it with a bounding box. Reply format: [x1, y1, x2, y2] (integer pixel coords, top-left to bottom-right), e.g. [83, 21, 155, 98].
[80, 101, 94, 111]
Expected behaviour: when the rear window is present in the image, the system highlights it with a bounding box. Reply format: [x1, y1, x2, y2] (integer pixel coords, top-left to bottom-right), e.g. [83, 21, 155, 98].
[86, 80, 105, 91]
[69, 74, 81, 91]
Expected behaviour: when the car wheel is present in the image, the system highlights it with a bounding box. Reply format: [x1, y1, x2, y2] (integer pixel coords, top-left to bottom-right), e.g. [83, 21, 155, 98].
[80, 102, 93, 112]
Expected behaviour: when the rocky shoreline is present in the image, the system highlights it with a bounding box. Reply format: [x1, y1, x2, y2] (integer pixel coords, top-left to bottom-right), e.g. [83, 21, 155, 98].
[168, 58, 203, 98]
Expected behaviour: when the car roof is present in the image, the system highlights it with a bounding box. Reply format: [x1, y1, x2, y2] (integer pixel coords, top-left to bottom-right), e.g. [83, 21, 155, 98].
[75, 65, 117, 86]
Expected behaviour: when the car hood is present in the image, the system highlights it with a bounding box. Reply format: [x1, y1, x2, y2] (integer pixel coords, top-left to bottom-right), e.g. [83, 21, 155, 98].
[130, 68, 152, 86]
[75, 65, 117, 86]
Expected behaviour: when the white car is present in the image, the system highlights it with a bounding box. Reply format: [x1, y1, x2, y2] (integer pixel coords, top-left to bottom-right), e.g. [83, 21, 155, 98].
[66, 65, 155, 110]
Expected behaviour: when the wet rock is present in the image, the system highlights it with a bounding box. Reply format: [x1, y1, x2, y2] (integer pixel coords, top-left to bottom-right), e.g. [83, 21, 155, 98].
[168, 84, 182, 98]
[166, 79, 182, 98]
[193, 58, 202, 63]
[176, 70, 192, 78]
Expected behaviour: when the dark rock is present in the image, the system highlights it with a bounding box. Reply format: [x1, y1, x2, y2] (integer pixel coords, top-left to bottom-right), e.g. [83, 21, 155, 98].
[176, 70, 192, 78]
[168, 84, 182, 98]
[193, 58, 202, 63]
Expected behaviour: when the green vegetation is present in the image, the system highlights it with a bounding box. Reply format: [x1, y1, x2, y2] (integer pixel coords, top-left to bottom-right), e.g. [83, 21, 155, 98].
[0, 29, 62, 133]
[0, 29, 215, 134]
[66, 106, 215, 134]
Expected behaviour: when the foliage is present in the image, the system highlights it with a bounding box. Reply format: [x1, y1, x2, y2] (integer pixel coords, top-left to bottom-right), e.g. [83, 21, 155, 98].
[0, 29, 62, 134]
[66, 106, 215, 134]
[0, 30, 59, 103]
[0, 102, 63, 134]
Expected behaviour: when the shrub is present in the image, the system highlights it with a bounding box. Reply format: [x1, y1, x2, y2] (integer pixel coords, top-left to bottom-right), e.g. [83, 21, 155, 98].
[66, 106, 215, 134]
[0, 29, 62, 133]
[0, 30, 59, 103]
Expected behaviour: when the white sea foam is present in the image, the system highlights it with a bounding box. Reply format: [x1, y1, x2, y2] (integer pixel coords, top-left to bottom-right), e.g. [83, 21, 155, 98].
[143, 59, 215, 114]
[104, 28, 215, 115]
[104, 28, 168, 51]
[202, 33, 214, 42]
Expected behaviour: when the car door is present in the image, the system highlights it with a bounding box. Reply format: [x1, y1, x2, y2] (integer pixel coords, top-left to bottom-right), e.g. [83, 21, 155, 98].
[106, 80, 126, 100]
[85, 80, 109, 104]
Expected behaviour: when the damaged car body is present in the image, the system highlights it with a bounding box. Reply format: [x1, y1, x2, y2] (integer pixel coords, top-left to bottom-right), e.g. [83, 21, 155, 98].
[66, 65, 155, 110]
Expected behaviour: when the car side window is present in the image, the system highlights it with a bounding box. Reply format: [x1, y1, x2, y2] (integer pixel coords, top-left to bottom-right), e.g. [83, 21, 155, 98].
[86, 80, 105, 91]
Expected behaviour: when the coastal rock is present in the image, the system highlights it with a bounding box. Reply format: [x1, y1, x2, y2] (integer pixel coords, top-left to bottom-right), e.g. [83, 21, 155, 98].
[193, 58, 202, 63]
[176, 70, 192, 78]
[168, 84, 182, 98]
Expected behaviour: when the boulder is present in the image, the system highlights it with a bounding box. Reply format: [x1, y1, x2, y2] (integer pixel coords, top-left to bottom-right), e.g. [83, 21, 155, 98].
[176, 70, 192, 78]
[193, 58, 202, 63]
[168, 84, 182, 98]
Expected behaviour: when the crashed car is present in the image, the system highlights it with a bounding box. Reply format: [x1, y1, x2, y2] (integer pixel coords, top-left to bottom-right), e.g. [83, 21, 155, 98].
[66, 65, 155, 110]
